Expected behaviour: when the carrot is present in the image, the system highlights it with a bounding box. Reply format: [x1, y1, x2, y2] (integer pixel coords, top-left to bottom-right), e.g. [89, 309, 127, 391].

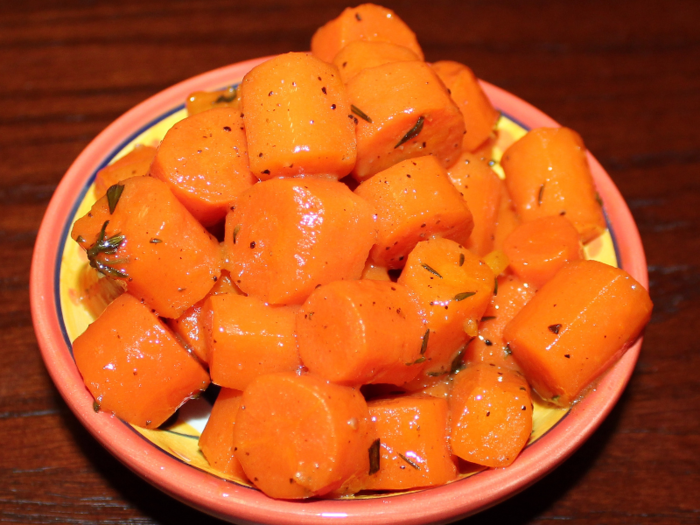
[332, 40, 420, 84]
[186, 86, 239, 116]
[224, 177, 376, 305]
[94, 144, 156, 199]
[354, 155, 473, 269]
[72, 293, 210, 428]
[364, 394, 457, 490]
[71, 176, 222, 319]
[232, 372, 376, 499]
[492, 180, 521, 252]
[397, 238, 494, 386]
[449, 363, 532, 467]
[463, 274, 535, 372]
[447, 151, 503, 256]
[311, 4, 424, 64]
[503, 260, 653, 406]
[149, 106, 256, 227]
[431, 61, 499, 152]
[239, 52, 356, 180]
[198, 388, 248, 480]
[75, 263, 126, 319]
[501, 127, 607, 243]
[296, 279, 425, 387]
[503, 215, 583, 289]
[360, 261, 391, 281]
[204, 294, 301, 391]
[345, 61, 465, 181]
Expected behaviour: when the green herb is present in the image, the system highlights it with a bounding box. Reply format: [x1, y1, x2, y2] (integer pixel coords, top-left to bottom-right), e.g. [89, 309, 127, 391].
[421, 263, 442, 278]
[427, 370, 448, 377]
[538, 183, 545, 206]
[595, 192, 603, 207]
[150, 238, 162, 244]
[215, 86, 237, 104]
[351, 105, 372, 123]
[494, 278, 498, 296]
[552, 395, 560, 403]
[548, 324, 562, 335]
[420, 329, 430, 355]
[450, 347, 466, 374]
[76, 235, 85, 243]
[406, 356, 426, 366]
[459, 253, 465, 266]
[398, 453, 421, 470]
[454, 291, 476, 302]
[368, 439, 381, 475]
[233, 224, 242, 244]
[86, 221, 127, 278]
[106, 184, 125, 214]
[481, 315, 496, 322]
[394, 116, 424, 148]
[92, 400, 100, 412]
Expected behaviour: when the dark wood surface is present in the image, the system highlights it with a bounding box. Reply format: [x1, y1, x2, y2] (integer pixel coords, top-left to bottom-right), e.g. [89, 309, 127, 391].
[2, 1, 699, 523]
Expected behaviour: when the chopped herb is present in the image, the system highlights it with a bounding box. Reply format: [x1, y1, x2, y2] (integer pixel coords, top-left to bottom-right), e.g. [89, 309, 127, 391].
[394, 116, 424, 148]
[481, 315, 496, 322]
[106, 184, 125, 214]
[421, 263, 442, 278]
[454, 291, 476, 301]
[548, 323, 562, 334]
[552, 395, 560, 403]
[427, 370, 448, 377]
[215, 87, 237, 104]
[406, 356, 426, 366]
[595, 192, 604, 207]
[538, 183, 545, 206]
[459, 253, 465, 266]
[150, 238, 162, 244]
[76, 235, 85, 243]
[368, 439, 380, 475]
[233, 224, 241, 244]
[494, 278, 498, 296]
[93, 400, 100, 412]
[420, 329, 430, 355]
[86, 221, 128, 278]
[450, 347, 466, 374]
[351, 105, 372, 123]
[398, 453, 421, 470]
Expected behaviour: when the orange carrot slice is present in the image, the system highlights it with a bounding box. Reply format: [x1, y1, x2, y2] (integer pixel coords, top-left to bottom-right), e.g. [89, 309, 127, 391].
[94, 144, 156, 199]
[332, 40, 420, 83]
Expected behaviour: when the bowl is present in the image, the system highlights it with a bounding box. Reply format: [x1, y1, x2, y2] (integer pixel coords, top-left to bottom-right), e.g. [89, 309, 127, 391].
[30, 56, 648, 525]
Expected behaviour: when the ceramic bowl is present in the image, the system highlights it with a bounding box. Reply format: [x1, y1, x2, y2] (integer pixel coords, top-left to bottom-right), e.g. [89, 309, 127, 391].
[30, 56, 648, 525]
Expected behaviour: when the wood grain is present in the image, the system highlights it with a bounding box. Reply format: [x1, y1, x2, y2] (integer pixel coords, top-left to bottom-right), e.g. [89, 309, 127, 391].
[1, 0, 698, 523]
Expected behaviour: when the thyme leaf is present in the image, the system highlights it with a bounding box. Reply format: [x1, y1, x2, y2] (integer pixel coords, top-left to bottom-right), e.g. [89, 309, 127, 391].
[351, 105, 372, 123]
[454, 291, 476, 301]
[86, 221, 128, 278]
[368, 439, 381, 475]
[450, 347, 466, 374]
[398, 453, 421, 470]
[538, 183, 545, 206]
[420, 329, 430, 355]
[215, 86, 237, 104]
[494, 278, 499, 296]
[548, 323, 562, 334]
[459, 253, 465, 266]
[106, 184, 125, 214]
[233, 224, 242, 244]
[394, 116, 424, 148]
[421, 263, 442, 278]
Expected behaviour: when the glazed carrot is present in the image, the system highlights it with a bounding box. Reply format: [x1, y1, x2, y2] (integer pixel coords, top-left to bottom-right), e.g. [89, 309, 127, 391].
[431, 61, 499, 153]
[233, 372, 376, 499]
[240, 52, 356, 180]
[204, 294, 301, 391]
[71, 176, 222, 319]
[504, 260, 653, 406]
[481, 249, 510, 277]
[361, 261, 391, 281]
[149, 107, 256, 227]
[296, 279, 425, 387]
[75, 263, 125, 319]
[94, 144, 156, 199]
[332, 40, 420, 84]
[364, 394, 457, 490]
[447, 151, 503, 256]
[311, 4, 424, 64]
[224, 177, 376, 305]
[354, 155, 473, 269]
[463, 274, 535, 371]
[186, 86, 239, 116]
[503, 215, 583, 289]
[345, 61, 465, 181]
[449, 363, 532, 467]
[72, 293, 210, 428]
[397, 238, 494, 387]
[501, 127, 607, 243]
[198, 388, 248, 480]
[492, 181, 521, 252]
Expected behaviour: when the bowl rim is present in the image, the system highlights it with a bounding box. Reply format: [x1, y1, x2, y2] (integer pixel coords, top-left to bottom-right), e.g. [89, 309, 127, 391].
[30, 56, 648, 525]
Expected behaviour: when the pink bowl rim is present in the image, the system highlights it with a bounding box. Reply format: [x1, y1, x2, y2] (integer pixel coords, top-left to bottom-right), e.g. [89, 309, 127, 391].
[30, 57, 648, 525]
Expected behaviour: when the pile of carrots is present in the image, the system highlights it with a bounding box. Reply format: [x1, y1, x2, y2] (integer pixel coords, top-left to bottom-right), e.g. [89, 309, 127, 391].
[70, 4, 652, 499]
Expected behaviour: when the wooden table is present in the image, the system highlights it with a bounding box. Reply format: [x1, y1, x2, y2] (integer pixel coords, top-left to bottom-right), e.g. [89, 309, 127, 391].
[2, 1, 698, 523]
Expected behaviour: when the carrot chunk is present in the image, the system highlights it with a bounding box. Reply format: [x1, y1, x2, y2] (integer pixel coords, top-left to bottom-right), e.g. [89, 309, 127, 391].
[493, 181, 521, 252]
[449, 363, 533, 467]
[501, 127, 607, 243]
[332, 40, 420, 84]
[71, 176, 222, 319]
[186, 86, 239, 116]
[346, 61, 465, 181]
[296, 279, 425, 387]
[149, 107, 255, 226]
[233, 372, 376, 499]
[224, 177, 376, 305]
[431, 61, 499, 152]
[204, 294, 301, 391]
[311, 4, 424, 64]
[94, 144, 156, 199]
[354, 155, 473, 269]
[240, 52, 356, 180]
[364, 394, 457, 490]
[72, 293, 210, 428]
[504, 260, 653, 405]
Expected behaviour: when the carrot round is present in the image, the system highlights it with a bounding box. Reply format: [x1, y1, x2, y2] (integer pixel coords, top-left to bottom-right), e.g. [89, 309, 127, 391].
[296, 279, 425, 387]
[94, 144, 156, 199]
[332, 40, 420, 84]
[503, 260, 653, 406]
[233, 372, 376, 499]
[72, 293, 210, 428]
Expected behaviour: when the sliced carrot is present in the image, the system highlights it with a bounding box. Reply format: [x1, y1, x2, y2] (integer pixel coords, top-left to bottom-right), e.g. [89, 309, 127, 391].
[224, 177, 376, 305]
[311, 4, 424, 64]
[503, 260, 653, 405]
[71, 176, 222, 319]
[149, 107, 255, 227]
[492, 180, 521, 252]
[72, 293, 210, 428]
[296, 279, 425, 387]
[501, 127, 607, 243]
[345, 61, 465, 181]
[431, 61, 499, 152]
[354, 155, 473, 269]
[364, 394, 457, 490]
[198, 388, 248, 480]
[240, 52, 356, 180]
[503, 215, 583, 289]
[233, 372, 376, 499]
[449, 363, 532, 467]
[94, 144, 156, 199]
[186, 86, 239, 116]
[332, 40, 420, 83]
